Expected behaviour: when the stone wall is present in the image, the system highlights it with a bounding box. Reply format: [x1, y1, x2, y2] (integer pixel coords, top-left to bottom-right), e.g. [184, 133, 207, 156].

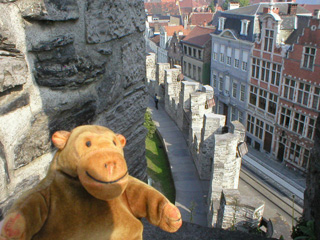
[0, 0, 147, 218]
[304, 115, 320, 239]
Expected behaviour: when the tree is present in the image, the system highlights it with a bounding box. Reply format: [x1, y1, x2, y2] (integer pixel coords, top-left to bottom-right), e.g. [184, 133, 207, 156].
[209, 0, 216, 13]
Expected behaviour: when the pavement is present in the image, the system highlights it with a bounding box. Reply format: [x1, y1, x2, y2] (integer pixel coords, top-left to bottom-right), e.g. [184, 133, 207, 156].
[148, 97, 208, 226]
[148, 96, 307, 229]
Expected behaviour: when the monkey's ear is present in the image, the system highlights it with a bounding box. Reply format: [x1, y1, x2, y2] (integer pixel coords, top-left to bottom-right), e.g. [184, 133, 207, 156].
[116, 134, 126, 148]
[52, 131, 71, 150]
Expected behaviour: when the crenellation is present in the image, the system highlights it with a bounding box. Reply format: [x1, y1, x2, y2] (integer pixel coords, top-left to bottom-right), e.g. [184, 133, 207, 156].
[147, 54, 265, 232]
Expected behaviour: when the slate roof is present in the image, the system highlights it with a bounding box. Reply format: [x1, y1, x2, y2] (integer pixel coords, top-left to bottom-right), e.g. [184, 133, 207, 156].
[224, 3, 311, 16]
[190, 12, 214, 26]
[144, 2, 180, 15]
[285, 15, 311, 44]
[181, 26, 215, 47]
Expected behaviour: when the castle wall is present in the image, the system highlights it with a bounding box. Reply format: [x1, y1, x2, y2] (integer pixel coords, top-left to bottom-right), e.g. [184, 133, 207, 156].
[0, 0, 147, 218]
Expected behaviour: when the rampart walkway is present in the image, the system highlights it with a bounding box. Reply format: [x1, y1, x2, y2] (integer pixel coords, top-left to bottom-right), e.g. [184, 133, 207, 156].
[148, 97, 208, 226]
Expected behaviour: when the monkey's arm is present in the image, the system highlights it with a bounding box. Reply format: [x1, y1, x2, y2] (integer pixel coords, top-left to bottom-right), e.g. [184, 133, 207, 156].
[125, 176, 182, 232]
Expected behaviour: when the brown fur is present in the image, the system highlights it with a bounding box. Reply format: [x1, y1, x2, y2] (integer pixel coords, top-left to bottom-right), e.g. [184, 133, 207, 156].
[0, 125, 182, 240]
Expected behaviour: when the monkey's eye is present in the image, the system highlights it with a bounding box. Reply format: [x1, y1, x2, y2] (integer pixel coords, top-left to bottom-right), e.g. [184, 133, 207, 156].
[86, 141, 92, 147]
[113, 140, 117, 146]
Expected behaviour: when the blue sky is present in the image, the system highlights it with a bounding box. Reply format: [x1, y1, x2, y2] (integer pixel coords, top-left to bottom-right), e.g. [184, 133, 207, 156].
[296, 0, 320, 4]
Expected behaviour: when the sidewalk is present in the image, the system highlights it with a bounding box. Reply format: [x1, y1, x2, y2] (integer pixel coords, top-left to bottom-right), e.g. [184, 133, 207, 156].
[147, 97, 208, 227]
[246, 146, 306, 193]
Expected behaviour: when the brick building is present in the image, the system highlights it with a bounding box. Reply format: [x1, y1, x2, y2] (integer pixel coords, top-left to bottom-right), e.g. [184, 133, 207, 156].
[274, 14, 320, 172]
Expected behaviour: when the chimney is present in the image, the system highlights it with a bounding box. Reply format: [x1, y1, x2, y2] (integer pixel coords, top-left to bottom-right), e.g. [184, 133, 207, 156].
[314, 9, 320, 19]
[228, 2, 240, 10]
[204, 20, 207, 26]
[288, 3, 298, 15]
[263, 7, 269, 14]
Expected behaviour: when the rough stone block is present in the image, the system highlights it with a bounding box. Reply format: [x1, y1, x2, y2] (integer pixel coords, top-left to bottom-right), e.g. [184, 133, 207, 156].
[85, 0, 145, 44]
[19, 0, 79, 21]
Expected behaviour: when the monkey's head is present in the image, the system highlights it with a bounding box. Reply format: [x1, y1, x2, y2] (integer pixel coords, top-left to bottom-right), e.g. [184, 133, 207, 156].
[52, 125, 128, 201]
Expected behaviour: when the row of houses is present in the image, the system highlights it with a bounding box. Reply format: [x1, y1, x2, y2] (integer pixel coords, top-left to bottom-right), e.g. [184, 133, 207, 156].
[145, 1, 320, 174]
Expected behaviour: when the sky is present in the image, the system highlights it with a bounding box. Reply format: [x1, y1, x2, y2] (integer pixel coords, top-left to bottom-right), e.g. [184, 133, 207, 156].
[295, 0, 320, 4]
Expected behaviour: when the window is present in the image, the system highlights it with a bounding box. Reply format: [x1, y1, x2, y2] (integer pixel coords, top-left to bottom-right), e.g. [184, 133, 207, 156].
[302, 47, 316, 70]
[193, 65, 196, 79]
[240, 19, 250, 36]
[297, 82, 310, 106]
[307, 118, 316, 140]
[220, 45, 225, 63]
[261, 60, 271, 82]
[188, 47, 191, 55]
[255, 119, 264, 139]
[302, 149, 310, 169]
[283, 78, 295, 101]
[183, 61, 187, 74]
[227, 47, 232, 66]
[193, 48, 196, 58]
[188, 63, 191, 76]
[213, 74, 217, 88]
[312, 87, 320, 110]
[271, 63, 281, 86]
[218, 17, 226, 31]
[234, 49, 240, 68]
[240, 84, 245, 101]
[225, 76, 230, 95]
[242, 51, 248, 71]
[219, 76, 223, 91]
[292, 112, 305, 135]
[184, 46, 187, 54]
[232, 82, 237, 98]
[279, 107, 291, 128]
[258, 89, 267, 110]
[251, 58, 260, 79]
[198, 67, 201, 81]
[231, 107, 237, 121]
[247, 114, 255, 134]
[213, 44, 218, 61]
[264, 29, 274, 52]
[268, 93, 277, 115]
[198, 50, 202, 60]
[239, 112, 244, 123]
[249, 86, 258, 105]
[289, 142, 301, 164]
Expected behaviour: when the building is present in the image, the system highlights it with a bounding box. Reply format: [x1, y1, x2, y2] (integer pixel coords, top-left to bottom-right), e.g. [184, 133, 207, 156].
[181, 26, 215, 84]
[210, 4, 255, 127]
[247, 3, 311, 161]
[158, 25, 188, 63]
[274, 13, 320, 172]
[167, 31, 186, 67]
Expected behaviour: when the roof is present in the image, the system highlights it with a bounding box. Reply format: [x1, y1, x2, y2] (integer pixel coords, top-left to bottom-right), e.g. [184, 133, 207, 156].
[224, 3, 311, 16]
[164, 25, 190, 36]
[299, 4, 320, 14]
[181, 26, 215, 47]
[190, 12, 214, 26]
[144, 2, 180, 16]
[150, 35, 160, 46]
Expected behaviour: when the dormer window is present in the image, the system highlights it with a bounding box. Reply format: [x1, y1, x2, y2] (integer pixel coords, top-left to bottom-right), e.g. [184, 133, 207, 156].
[240, 19, 250, 36]
[218, 17, 226, 31]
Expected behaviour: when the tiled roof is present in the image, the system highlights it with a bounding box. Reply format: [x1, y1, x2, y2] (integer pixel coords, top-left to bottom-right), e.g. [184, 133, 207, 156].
[190, 12, 214, 26]
[150, 35, 160, 46]
[181, 26, 214, 47]
[299, 4, 320, 14]
[144, 2, 180, 15]
[164, 25, 190, 36]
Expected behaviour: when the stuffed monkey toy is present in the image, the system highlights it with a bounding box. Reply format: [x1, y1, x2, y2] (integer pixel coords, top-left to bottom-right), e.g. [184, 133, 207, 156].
[0, 125, 182, 240]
